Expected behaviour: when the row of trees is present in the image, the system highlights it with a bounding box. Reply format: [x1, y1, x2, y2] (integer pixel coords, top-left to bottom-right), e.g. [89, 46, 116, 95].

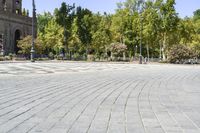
[18, 0, 200, 62]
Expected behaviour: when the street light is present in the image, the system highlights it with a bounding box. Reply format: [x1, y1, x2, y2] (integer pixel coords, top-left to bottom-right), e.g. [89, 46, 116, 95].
[30, 0, 36, 62]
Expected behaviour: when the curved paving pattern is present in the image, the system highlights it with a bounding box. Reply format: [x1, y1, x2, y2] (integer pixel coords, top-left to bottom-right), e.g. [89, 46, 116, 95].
[0, 62, 200, 133]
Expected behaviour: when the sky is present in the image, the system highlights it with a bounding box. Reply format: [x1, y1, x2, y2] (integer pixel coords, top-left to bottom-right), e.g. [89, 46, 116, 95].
[22, 0, 200, 18]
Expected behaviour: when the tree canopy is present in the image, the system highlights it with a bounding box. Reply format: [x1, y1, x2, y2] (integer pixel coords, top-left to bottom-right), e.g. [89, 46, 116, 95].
[18, 0, 200, 62]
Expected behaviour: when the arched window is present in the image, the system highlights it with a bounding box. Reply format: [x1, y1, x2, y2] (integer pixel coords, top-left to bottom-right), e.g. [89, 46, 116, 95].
[16, 0, 20, 5]
[2, 0, 6, 5]
[2, 0, 6, 11]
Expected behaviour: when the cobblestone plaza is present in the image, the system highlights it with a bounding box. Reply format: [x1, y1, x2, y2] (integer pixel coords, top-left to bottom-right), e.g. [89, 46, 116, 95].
[0, 62, 200, 133]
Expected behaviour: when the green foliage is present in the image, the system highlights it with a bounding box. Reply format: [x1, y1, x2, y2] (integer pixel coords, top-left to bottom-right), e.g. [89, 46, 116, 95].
[42, 19, 64, 55]
[17, 36, 43, 56]
[22, 8, 26, 16]
[193, 9, 200, 21]
[54, 2, 75, 53]
[68, 17, 81, 53]
[76, 7, 93, 53]
[91, 14, 112, 55]
[37, 12, 53, 34]
[16, 0, 200, 62]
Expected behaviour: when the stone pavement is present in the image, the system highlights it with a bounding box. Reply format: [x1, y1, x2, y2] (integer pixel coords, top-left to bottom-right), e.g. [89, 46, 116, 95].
[0, 62, 200, 133]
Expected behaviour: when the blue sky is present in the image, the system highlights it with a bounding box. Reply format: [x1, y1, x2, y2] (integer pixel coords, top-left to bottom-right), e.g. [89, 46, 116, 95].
[23, 0, 200, 18]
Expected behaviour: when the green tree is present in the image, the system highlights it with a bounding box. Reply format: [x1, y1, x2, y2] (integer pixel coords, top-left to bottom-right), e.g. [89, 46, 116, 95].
[22, 8, 26, 16]
[91, 13, 112, 58]
[193, 9, 200, 21]
[37, 12, 53, 34]
[76, 7, 93, 55]
[54, 2, 75, 54]
[112, 0, 145, 58]
[142, 0, 161, 60]
[17, 36, 43, 56]
[43, 19, 64, 55]
[191, 19, 200, 56]
[68, 17, 81, 54]
[157, 0, 179, 60]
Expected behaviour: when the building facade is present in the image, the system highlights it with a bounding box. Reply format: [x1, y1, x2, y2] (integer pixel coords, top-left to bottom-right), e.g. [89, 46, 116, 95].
[0, 0, 35, 55]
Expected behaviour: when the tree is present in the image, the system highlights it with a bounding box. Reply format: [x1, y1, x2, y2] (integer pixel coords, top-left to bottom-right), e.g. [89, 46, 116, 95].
[193, 9, 200, 21]
[112, 0, 145, 58]
[22, 8, 27, 16]
[76, 7, 93, 55]
[43, 19, 64, 55]
[37, 12, 53, 34]
[142, 0, 161, 60]
[68, 17, 81, 54]
[17, 36, 43, 56]
[177, 18, 195, 44]
[191, 19, 200, 56]
[54, 2, 75, 54]
[157, 0, 179, 60]
[30, 0, 200, 62]
[91, 13, 112, 58]
[117, 0, 144, 13]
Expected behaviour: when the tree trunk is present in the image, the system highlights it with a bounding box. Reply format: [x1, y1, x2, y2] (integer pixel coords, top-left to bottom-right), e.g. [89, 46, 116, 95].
[123, 52, 126, 61]
[162, 33, 166, 61]
[159, 42, 162, 61]
[146, 43, 150, 62]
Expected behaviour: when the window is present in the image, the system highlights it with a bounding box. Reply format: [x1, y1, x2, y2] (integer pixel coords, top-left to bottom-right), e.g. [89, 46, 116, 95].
[16, 0, 20, 5]
[16, 9, 20, 14]
[2, 0, 6, 11]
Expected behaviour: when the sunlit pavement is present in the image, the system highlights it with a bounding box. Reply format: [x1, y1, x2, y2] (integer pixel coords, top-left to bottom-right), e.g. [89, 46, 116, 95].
[0, 62, 200, 133]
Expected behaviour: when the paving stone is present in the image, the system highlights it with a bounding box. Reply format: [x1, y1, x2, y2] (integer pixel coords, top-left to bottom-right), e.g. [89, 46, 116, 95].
[0, 62, 199, 133]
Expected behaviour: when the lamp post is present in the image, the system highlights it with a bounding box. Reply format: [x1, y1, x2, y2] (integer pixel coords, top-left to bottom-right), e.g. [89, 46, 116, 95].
[30, 0, 36, 62]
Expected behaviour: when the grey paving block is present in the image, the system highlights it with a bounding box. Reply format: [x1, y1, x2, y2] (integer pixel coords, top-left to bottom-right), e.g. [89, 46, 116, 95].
[0, 62, 199, 133]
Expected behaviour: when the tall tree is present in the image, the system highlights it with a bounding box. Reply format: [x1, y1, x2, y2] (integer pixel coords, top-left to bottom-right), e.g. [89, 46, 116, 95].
[37, 12, 53, 34]
[43, 19, 64, 55]
[193, 9, 200, 21]
[54, 2, 75, 55]
[91, 13, 112, 57]
[76, 7, 93, 55]
[158, 0, 179, 60]
[68, 17, 81, 54]
[142, 0, 160, 60]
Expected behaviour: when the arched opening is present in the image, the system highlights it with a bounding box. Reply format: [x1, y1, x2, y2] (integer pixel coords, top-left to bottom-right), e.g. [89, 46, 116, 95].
[16, 0, 20, 5]
[2, 0, 6, 5]
[2, 0, 6, 11]
[14, 29, 21, 54]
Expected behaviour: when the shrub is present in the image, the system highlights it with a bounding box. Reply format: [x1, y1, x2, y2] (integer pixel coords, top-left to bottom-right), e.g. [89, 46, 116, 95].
[168, 45, 197, 63]
[73, 53, 81, 60]
[0, 57, 4, 61]
[108, 42, 127, 57]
